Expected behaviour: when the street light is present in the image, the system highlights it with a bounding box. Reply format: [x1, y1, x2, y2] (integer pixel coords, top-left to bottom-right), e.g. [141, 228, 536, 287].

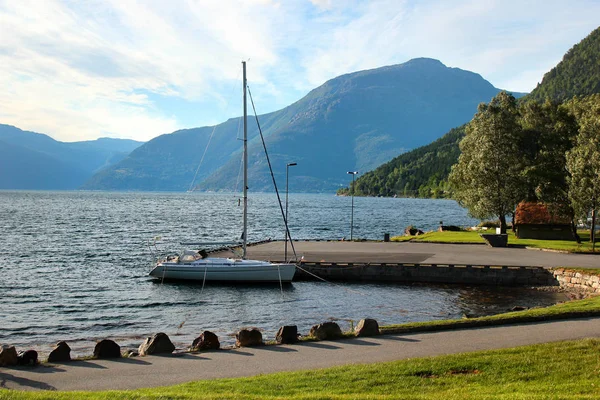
[285, 162, 297, 261]
[347, 171, 358, 240]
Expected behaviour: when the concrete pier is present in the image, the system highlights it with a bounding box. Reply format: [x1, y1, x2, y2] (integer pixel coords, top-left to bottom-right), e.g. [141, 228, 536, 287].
[211, 240, 600, 286]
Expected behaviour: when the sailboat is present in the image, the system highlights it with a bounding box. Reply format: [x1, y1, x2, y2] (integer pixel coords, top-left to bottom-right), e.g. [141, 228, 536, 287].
[149, 61, 296, 283]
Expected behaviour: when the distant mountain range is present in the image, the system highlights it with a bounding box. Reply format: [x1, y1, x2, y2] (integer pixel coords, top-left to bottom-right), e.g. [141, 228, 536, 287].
[83, 58, 517, 192]
[344, 26, 600, 198]
[0, 124, 143, 189]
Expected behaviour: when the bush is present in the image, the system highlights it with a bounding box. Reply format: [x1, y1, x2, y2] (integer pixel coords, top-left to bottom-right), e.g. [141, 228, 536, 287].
[478, 220, 500, 228]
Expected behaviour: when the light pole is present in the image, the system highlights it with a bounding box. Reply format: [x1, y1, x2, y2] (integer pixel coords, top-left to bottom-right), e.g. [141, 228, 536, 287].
[347, 171, 358, 240]
[285, 162, 297, 261]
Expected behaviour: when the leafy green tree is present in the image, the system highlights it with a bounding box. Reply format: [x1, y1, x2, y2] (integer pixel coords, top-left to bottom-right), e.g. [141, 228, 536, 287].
[565, 94, 600, 245]
[519, 99, 580, 240]
[449, 92, 526, 233]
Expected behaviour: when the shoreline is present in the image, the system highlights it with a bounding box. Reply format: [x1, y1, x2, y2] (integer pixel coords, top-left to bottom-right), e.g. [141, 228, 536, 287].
[5, 241, 599, 363]
[4, 317, 600, 392]
[3, 281, 588, 363]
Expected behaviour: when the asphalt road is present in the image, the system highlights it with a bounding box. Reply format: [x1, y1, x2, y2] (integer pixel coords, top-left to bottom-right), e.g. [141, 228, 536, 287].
[3, 318, 600, 392]
[216, 241, 600, 268]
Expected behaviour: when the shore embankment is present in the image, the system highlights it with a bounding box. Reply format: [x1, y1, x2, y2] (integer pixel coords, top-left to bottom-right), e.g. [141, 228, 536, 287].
[3, 318, 600, 392]
[213, 241, 600, 286]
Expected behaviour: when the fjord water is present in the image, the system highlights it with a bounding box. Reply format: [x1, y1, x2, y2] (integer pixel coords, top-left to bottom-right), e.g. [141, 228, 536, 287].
[0, 191, 565, 356]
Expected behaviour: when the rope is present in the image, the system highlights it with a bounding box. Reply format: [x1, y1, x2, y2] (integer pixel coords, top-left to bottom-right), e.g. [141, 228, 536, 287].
[188, 68, 242, 192]
[201, 266, 208, 294]
[247, 85, 298, 261]
[277, 265, 284, 298]
[188, 124, 218, 192]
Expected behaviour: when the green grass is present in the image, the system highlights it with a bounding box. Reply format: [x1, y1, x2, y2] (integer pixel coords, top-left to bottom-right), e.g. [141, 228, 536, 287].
[392, 230, 600, 253]
[382, 292, 600, 334]
[4, 339, 600, 399]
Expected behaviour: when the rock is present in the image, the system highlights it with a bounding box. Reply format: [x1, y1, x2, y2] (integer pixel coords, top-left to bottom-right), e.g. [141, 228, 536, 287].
[355, 319, 380, 337]
[0, 345, 18, 367]
[138, 333, 175, 356]
[276, 325, 298, 344]
[405, 226, 424, 236]
[17, 350, 38, 366]
[124, 349, 139, 357]
[236, 328, 263, 347]
[309, 322, 343, 340]
[94, 339, 121, 359]
[191, 331, 220, 351]
[47, 341, 71, 363]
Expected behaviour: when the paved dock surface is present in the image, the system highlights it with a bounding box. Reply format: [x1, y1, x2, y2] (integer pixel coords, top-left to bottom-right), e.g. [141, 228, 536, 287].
[215, 241, 600, 268]
[3, 318, 600, 392]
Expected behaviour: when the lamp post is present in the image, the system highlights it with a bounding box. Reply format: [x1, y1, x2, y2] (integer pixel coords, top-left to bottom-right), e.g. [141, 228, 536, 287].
[347, 171, 358, 240]
[285, 162, 297, 261]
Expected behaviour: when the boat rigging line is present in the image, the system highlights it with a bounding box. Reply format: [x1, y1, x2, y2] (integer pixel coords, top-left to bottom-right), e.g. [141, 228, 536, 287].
[188, 68, 243, 192]
[246, 85, 298, 262]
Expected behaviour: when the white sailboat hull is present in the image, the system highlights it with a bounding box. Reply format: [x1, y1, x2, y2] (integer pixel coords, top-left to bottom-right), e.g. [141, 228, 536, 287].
[149, 258, 296, 283]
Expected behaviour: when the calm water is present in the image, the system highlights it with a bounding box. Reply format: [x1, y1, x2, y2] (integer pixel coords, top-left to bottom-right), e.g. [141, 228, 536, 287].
[0, 191, 566, 356]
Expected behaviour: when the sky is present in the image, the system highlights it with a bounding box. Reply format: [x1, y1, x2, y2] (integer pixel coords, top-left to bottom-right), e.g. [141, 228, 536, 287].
[0, 0, 599, 143]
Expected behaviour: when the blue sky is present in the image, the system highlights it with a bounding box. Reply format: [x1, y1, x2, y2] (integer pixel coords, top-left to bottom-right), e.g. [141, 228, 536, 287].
[0, 0, 599, 142]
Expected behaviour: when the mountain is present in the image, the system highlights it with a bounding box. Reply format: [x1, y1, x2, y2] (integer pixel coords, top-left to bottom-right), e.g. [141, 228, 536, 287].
[0, 139, 89, 189]
[528, 26, 600, 102]
[339, 125, 465, 198]
[0, 124, 143, 189]
[343, 25, 600, 198]
[84, 58, 505, 192]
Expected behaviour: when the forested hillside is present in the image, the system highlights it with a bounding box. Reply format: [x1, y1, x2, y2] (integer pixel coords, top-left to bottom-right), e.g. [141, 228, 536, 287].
[339, 25, 600, 198]
[337, 126, 464, 198]
[528, 26, 600, 102]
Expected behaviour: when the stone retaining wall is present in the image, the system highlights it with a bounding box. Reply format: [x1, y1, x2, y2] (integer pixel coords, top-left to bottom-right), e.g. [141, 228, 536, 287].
[553, 269, 600, 293]
[295, 262, 557, 286]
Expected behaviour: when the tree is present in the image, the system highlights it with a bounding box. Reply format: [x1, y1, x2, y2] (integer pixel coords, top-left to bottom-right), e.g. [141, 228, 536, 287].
[565, 94, 600, 247]
[519, 99, 580, 241]
[449, 92, 526, 233]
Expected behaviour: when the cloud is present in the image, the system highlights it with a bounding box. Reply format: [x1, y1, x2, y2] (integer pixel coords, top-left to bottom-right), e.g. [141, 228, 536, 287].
[0, 0, 286, 141]
[294, 0, 600, 92]
[0, 0, 598, 142]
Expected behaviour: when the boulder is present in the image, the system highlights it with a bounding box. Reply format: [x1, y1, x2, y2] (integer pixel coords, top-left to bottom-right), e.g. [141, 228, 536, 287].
[0, 345, 18, 367]
[124, 349, 139, 357]
[405, 226, 424, 236]
[47, 341, 71, 363]
[309, 322, 343, 340]
[354, 319, 380, 337]
[276, 325, 298, 344]
[138, 333, 175, 356]
[191, 331, 220, 351]
[94, 339, 121, 359]
[17, 350, 38, 366]
[236, 328, 263, 347]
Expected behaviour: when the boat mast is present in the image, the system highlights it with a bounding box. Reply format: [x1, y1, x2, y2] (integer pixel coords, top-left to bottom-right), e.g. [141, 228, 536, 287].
[242, 61, 248, 259]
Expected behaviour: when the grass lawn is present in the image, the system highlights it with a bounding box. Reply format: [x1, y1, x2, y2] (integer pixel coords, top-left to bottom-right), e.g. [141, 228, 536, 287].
[3, 339, 600, 399]
[392, 230, 599, 253]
